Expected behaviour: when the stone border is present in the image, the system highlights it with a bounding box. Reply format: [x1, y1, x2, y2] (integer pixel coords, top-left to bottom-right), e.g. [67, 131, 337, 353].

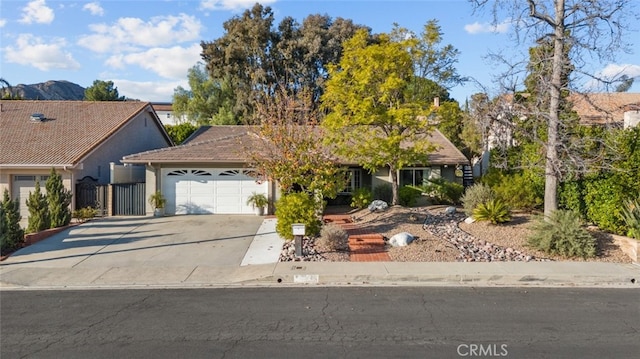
[612, 234, 638, 263]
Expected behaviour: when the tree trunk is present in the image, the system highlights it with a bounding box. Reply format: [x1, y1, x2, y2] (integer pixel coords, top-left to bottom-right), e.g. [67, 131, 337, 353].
[390, 166, 399, 206]
[544, 0, 565, 218]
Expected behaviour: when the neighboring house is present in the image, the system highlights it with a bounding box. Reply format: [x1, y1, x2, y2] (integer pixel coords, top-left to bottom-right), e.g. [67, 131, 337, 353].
[151, 102, 188, 126]
[0, 100, 173, 219]
[569, 93, 640, 128]
[122, 125, 470, 216]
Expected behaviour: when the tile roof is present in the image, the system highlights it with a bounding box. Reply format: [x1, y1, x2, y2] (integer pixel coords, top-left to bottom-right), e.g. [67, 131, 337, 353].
[568, 93, 640, 125]
[0, 100, 156, 166]
[122, 125, 469, 166]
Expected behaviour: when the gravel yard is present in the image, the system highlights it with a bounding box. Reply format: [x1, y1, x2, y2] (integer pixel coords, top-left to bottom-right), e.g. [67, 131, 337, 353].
[282, 205, 633, 263]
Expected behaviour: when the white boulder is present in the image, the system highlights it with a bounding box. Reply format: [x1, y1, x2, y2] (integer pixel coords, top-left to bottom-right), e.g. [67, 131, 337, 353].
[368, 200, 389, 212]
[389, 232, 414, 247]
[444, 206, 457, 215]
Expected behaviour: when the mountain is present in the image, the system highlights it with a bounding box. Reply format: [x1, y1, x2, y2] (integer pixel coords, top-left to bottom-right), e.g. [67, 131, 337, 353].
[4, 80, 85, 100]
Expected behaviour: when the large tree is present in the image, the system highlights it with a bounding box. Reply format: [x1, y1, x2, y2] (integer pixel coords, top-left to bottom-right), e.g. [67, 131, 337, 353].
[471, 0, 634, 217]
[84, 80, 125, 101]
[321, 29, 439, 206]
[200, 3, 366, 123]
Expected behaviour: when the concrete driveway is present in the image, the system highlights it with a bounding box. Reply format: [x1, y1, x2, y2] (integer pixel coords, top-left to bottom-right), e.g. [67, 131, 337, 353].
[1, 215, 264, 269]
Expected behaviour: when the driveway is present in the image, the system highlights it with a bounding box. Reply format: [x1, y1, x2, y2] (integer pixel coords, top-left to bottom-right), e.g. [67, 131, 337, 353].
[1, 215, 265, 269]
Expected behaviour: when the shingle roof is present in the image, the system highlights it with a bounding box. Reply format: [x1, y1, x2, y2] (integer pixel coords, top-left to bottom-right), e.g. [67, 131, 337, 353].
[0, 100, 157, 166]
[122, 125, 469, 165]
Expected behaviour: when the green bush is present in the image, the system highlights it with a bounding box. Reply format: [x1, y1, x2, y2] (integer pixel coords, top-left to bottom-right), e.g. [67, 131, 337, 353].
[275, 193, 321, 240]
[72, 207, 98, 223]
[1, 189, 24, 254]
[461, 183, 495, 216]
[527, 210, 596, 259]
[486, 171, 543, 211]
[350, 188, 372, 209]
[559, 179, 586, 215]
[26, 181, 49, 234]
[472, 199, 511, 224]
[398, 186, 422, 207]
[373, 183, 392, 203]
[421, 178, 465, 204]
[583, 175, 626, 235]
[621, 199, 640, 239]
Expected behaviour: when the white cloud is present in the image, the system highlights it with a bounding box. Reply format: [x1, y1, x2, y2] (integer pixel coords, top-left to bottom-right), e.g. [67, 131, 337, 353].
[464, 19, 511, 34]
[105, 44, 201, 79]
[83, 2, 104, 16]
[19, 0, 54, 25]
[0, 19, 6, 28]
[597, 63, 640, 80]
[77, 14, 202, 53]
[200, 0, 276, 11]
[4, 33, 80, 71]
[112, 79, 188, 102]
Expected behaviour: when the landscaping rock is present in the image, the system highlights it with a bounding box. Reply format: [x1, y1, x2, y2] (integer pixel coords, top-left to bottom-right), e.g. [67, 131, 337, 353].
[389, 232, 415, 247]
[368, 200, 388, 212]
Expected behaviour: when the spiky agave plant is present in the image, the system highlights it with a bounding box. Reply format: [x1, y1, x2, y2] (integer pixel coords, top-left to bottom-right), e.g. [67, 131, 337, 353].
[472, 198, 511, 224]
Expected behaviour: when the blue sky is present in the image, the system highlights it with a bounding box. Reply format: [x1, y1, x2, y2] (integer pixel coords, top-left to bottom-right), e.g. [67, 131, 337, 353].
[1, 0, 639, 102]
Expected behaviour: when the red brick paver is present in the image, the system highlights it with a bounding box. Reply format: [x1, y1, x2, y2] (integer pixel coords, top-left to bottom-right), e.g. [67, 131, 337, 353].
[323, 213, 391, 262]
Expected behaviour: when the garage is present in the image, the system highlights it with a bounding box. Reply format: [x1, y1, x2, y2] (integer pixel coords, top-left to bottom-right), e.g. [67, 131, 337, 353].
[12, 175, 50, 219]
[162, 169, 267, 215]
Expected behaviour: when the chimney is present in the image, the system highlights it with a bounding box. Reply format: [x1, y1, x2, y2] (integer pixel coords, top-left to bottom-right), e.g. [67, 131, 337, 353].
[433, 97, 440, 108]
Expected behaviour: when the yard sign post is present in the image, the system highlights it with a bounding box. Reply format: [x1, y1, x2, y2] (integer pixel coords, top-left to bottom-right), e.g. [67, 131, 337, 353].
[292, 223, 305, 257]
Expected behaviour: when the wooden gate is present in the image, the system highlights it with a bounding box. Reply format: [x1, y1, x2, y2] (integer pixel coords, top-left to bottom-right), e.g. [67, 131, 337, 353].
[75, 176, 108, 216]
[112, 183, 146, 215]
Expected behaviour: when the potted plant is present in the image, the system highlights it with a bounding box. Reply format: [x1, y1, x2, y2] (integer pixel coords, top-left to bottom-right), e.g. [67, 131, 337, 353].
[148, 191, 167, 217]
[246, 192, 269, 216]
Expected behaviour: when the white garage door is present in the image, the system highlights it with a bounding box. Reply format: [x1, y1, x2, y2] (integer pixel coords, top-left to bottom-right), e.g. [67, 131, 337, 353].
[12, 175, 49, 219]
[162, 169, 267, 215]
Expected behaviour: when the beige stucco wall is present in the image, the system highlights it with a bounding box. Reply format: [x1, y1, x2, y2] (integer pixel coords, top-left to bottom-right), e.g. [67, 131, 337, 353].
[77, 109, 170, 184]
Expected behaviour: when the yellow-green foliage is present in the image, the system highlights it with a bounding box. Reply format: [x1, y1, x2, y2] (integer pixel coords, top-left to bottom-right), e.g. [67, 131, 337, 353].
[472, 199, 511, 224]
[350, 188, 372, 209]
[275, 193, 321, 240]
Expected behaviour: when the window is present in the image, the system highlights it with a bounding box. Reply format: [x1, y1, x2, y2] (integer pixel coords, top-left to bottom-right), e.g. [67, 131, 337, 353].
[400, 168, 431, 187]
[14, 175, 36, 181]
[342, 169, 361, 193]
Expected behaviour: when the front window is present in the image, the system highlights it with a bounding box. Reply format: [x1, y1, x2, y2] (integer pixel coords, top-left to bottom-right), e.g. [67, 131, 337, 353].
[400, 168, 431, 187]
[342, 169, 361, 193]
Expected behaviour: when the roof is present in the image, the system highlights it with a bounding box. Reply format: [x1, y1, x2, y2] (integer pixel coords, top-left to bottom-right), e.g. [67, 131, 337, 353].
[568, 93, 640, 125]
[151, 103, 173, 112]
[122, 125, 469, 166]
[0, 100, 167, 166]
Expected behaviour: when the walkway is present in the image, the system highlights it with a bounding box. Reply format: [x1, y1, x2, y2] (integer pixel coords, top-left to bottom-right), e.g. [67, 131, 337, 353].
[323, 214, 391, 262]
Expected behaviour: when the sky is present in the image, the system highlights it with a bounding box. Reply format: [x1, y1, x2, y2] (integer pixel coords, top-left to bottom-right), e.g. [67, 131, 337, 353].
[1, 0, 639, 103]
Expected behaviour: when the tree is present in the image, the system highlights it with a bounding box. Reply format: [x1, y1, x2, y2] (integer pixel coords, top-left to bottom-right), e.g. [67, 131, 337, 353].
[84, 80, 125, 101]
[614, 75, 634, 92]
[173, 65, 238, 125]
[46, 168, 72, 228]
[1, 189, 24, 254]
[164, 123, 198, 145]
[26, 181, 49, 233]
[0, 78, 21, 99]
[321, 29, 438, 206]
[470, 0, 634, 217]
[248, 87, 345, 203]
[200, 3, 366, 122]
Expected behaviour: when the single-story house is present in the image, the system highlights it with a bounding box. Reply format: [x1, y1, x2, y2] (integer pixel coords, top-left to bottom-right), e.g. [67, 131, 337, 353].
[0, 100, 173, 219]
[122, 125, 470, 215]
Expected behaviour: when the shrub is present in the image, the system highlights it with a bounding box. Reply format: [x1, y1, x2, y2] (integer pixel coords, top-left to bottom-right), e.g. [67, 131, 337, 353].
[1, 189, 24, 254]
[621, 199, 640, 239]
[373, 183, 392, 203]
[350, 188, 372, 209]
[72, 207, 98, 223]
[559, 179, 586, 215]
[46, 168, 72, 228]
[421, 178, 465, 204]
[491, 172, 543, 211]
[275, 193, 321, 240]
[528, 210, 596, 258]
[317, 223, 349, 251]
[26, 181, 49, 234]
[472, 199, 511, 224]
[583, 175, 627, 235]
[461, 183, 495, 216]
[398, 186, 422, 207]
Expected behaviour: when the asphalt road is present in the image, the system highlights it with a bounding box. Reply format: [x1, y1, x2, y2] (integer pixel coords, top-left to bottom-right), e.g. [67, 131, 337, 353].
[1, 287, 638, 358]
